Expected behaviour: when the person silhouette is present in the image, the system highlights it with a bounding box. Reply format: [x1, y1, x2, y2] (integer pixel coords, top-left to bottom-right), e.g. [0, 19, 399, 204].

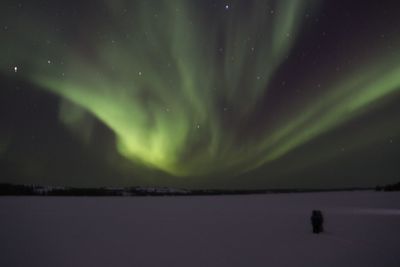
[311, 210, 324, 234]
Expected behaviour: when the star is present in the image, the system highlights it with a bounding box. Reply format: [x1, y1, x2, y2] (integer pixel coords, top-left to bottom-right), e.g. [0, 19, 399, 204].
[225, 4, 229, 10]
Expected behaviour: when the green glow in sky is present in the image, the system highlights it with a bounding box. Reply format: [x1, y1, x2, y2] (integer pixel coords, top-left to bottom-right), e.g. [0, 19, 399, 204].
[2, 0, 400, 178]
[30, 0, 312, 176]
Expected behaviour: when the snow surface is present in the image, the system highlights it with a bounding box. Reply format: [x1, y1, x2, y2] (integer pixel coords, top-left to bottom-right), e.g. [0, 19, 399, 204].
[0, 191, 399, 267]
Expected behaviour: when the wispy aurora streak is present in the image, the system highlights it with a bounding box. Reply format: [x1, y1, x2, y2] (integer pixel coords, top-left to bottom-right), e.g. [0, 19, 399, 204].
[3, 0, 400, 177]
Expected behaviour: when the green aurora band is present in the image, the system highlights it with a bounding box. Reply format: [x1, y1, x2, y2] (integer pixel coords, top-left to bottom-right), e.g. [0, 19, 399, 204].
[2, 0, 400, 178]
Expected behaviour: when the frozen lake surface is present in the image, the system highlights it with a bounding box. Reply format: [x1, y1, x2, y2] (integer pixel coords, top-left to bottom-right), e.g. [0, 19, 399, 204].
[1, 191, 399, 267]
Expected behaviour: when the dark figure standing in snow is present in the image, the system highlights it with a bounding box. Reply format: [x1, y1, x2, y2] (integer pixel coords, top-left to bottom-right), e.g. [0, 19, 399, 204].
[311, 210, 324, 234]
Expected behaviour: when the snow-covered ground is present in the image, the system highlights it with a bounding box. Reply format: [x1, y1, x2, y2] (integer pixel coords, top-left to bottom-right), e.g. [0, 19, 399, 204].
[0, 191, 399, 267]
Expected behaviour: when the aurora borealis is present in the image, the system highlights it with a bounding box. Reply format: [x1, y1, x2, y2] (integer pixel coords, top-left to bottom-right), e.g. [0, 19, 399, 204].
[1, 0, 399, 188]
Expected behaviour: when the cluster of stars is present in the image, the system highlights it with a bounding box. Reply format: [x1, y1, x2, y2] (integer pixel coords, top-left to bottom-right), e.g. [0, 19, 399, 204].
[12, 57, 69, 77]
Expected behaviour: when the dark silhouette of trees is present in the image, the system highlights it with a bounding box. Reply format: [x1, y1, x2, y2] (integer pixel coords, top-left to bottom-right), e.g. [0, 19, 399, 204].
[375, 181, 400, 192]
[0, 183, 36, 195]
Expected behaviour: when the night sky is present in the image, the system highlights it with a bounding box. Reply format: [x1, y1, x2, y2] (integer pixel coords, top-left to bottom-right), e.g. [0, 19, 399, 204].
[0, 0, 399, 189]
